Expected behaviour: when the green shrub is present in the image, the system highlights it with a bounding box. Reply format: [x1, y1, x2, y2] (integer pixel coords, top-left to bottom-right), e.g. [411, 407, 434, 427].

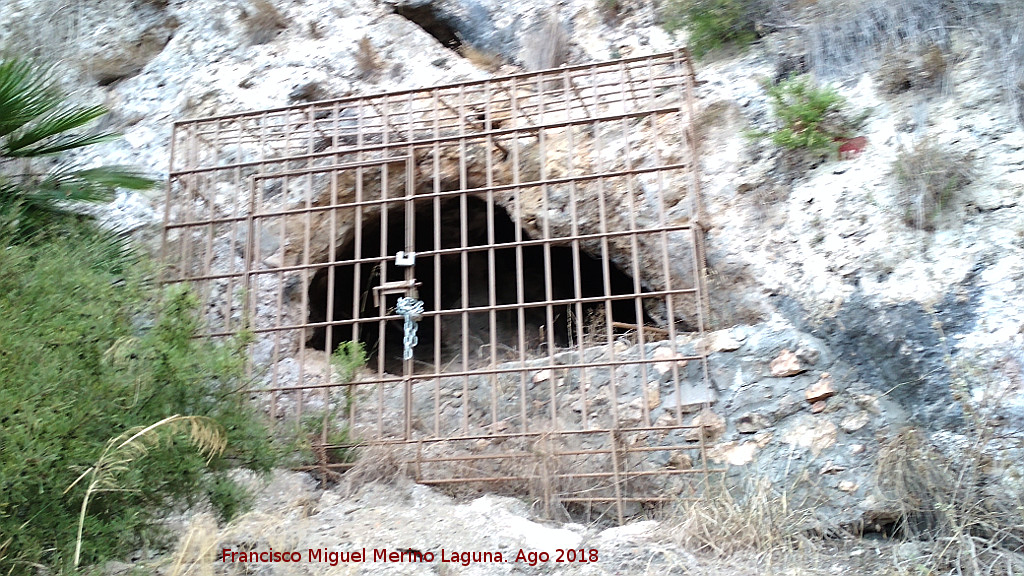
[0, 225, 278, 574]
[661, 0, 763, 58]
[759, 75, 865, 157]
[891, 141, 975, 230]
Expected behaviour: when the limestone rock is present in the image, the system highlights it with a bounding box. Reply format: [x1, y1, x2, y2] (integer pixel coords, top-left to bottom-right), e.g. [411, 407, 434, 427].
[735, 412, 771, 433]
[652, 346, 688, 376]
[840, 412, 871, 433]
[805, 372, 836, 403]
[783, 415, 838, 457]
[770, 349, 805, 377]
[686, 409, 726, 442]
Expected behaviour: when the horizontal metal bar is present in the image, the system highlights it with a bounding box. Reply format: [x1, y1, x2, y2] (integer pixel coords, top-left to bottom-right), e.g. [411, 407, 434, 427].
[249, 345, 703, 393]
[167, 224, 695, 284]
[166, 160, 691, 230]
[168, 106, 684, 177]
[173, 52, 689, 125]
[331, 425, 712, 447]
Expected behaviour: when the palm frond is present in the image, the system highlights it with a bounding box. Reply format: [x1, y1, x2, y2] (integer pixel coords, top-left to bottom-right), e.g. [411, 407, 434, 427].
[0, 56, 158, 240]
[3, 105, 114, 157]
[0, 59, 62, 139]
[61, 166, 157, 190]
[28, 165, 157, 206]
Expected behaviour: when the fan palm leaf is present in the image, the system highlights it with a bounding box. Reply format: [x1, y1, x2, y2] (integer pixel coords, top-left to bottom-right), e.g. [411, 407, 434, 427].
[0, 57, 157, 237]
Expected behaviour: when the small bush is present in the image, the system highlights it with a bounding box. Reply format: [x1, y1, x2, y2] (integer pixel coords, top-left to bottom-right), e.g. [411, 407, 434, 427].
[661, 0, 765, 58]
[597, 0, 624, 26]
[759, 75, 865, 158]
[877, 44, 948, 94]
[662, 476, 817, 556]
[242, 0, 289, 45]
[355, 36, 381, 80]
[0, 225, 278, 573]
[891, 141, 974, 230]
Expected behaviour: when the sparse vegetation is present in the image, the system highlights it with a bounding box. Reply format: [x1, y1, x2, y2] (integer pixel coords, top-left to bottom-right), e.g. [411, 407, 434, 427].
[597, 0, 624, 26]
[891, 141, 975, 230]
[877, 44, 949, 94]
[663, 475, 818, 556]
[0, 57, 277, 574]
[460, 44, 504, 72]
[877, 349, 1024, 575]
[796, 0, 1024, 125]
[241, 0, 289, 45]
[661, 0, 766, 58]
[355, 36, 382, 80]
[756, 74, 866, 159]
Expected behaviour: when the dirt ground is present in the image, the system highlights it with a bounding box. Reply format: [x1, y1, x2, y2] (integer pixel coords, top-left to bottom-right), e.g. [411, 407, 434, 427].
[138, 470, 912, 576]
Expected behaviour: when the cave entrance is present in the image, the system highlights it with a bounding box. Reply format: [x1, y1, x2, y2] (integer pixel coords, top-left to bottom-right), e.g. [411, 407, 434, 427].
[307, 195, 653, 375]
[163, 52, 718, 523]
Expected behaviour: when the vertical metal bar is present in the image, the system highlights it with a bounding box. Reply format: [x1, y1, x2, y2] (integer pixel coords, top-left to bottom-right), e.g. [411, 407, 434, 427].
[608, 430, 624, 524]
[458, 84, 470, 436]
[617, 60, 651, 428]
[510, 77, 529, 435]
[404, 156, 415, 441]
[535, 72, 558, 430]
[484, 80, 499, 429]
[159, 123, 178, 285]
[562, 65, 589, 429]
[352, 105, 367, 429]
[378, 162, 390, 438]
[431, 88, 443, 438]
[597, 78, 621, 432]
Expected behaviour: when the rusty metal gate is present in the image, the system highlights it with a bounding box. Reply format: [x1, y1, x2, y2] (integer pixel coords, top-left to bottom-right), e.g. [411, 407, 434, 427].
[161, 51, 721, 522]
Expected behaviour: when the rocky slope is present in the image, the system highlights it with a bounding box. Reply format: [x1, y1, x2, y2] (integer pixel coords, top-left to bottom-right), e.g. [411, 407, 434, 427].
[3, 0, 1023, 568]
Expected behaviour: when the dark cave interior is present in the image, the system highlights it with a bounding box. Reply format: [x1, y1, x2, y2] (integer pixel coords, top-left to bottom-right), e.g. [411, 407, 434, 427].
[306, 196, 654, 373]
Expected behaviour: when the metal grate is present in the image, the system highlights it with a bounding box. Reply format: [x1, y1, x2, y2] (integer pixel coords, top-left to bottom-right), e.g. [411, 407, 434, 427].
[162, 51, 721, 522]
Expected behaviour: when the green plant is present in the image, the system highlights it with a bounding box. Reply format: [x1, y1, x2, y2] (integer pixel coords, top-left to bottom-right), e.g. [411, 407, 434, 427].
[0, 57, 155, 238]
[890, 141, 974, 230]
[661, 0, 764, 58]
[0, 229, 278, 574]
[755, 75, 866, 159]
[332, 340, 367, 383]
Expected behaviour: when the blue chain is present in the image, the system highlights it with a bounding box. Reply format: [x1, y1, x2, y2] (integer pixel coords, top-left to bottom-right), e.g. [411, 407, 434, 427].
[395, 296, 424, 360]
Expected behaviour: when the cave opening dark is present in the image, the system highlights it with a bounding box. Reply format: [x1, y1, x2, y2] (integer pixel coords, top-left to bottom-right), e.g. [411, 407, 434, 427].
[392, 4, 462, 50]
[307, 196, 652, 374]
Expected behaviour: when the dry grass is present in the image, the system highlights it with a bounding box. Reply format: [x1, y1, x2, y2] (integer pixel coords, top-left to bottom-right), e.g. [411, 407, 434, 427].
[877, 428, 1024, 576]
[242, 0, 289, 45]
[890, 140, 975, 230]
[798, 0, 951, 77]
[597, 0, 624, 26]
[459, 45, 504, 72]
[792, 0, 1024, 125]
[336, 444, 411, 497]
[876, 341, 1024, 576]
[662, 476, 820, 558]
[876, 43, 949, 94]
[354, 36, 381, 80]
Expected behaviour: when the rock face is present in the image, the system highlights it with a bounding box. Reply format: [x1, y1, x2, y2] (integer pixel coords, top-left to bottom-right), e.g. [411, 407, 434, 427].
[5, 0, 1024, 535]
